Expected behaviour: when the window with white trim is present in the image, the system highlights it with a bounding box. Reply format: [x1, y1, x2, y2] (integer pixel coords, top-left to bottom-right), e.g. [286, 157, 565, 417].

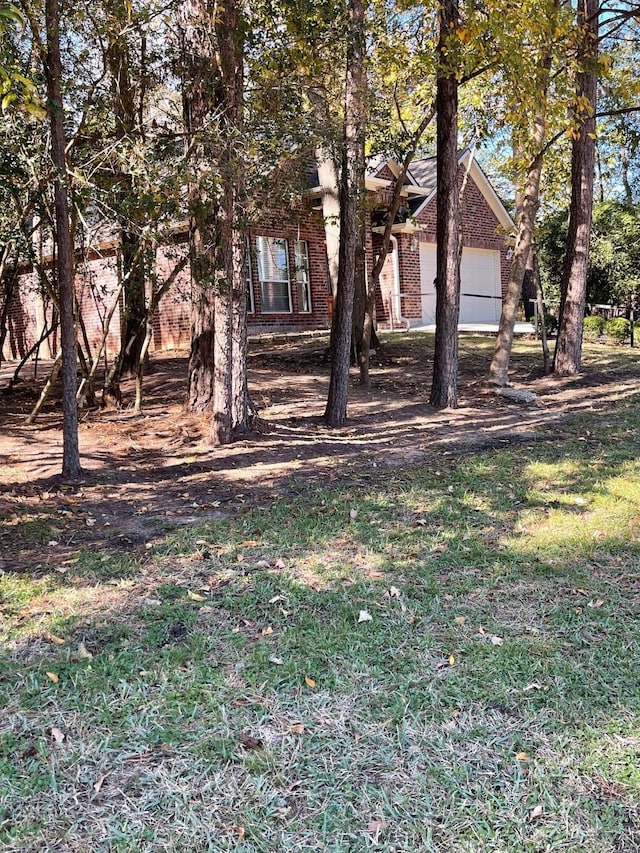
[256, 236, 292, 313]
[294, 240, 312, 313]
[245, 238, 255, 314]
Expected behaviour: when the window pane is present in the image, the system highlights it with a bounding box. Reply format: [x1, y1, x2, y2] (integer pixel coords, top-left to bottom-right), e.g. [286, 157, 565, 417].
[256, 237, 289, 283]
[256, 236, 291, 312]
[295, 240, 312, 313]
[245, 239, 254, 314]
[261, 281, 291, 313]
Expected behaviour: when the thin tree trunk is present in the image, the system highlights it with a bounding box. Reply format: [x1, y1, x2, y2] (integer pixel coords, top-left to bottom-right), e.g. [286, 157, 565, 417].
[429, 0, 460, 410]
[533, 249, 551, 374]
[489, 145, 545, 385]
[26, 352, 62, 425]
[554, 0, 598, 375]
[44, 0, 82, 478]
[324, 0, 366, 427]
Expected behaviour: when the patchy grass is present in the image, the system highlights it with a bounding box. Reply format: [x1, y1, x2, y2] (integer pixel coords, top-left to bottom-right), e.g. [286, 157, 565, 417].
[2, 344, 640, 851]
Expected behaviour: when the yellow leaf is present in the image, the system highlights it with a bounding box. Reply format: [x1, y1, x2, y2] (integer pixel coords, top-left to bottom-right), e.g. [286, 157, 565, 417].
[46, 633, 65, 645]
[305, 676, 316, 688]
[288, 723, 305, 734]
[454, 615, 466, 624]
[449, 655, 456, 665]
[46, 672, 59, 684]
[516, 751, 529, 761]
[187, 590, 206, 602]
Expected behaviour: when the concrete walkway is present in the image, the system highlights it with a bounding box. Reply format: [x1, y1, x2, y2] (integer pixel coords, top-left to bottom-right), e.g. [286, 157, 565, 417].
[399, 322, 536, 335]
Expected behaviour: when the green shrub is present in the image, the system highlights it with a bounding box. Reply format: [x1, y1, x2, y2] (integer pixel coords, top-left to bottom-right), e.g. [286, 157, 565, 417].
[604, 317, 631, 343]
[543, 312, 558, 334]
[583, 315, 606, 340]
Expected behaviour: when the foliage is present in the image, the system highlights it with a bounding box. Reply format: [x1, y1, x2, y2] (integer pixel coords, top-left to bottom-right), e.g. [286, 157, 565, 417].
[538, 201, 640, 309]
[604, 316, 630, 344]
[582, 314, 605, 339]
[543, 311, 558, 334]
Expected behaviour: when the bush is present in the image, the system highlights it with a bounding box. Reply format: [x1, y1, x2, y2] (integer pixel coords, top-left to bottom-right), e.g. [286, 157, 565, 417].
[604, 317, 630, 344]
[543, 312, 558, 334]
[583, 315, 606, 340]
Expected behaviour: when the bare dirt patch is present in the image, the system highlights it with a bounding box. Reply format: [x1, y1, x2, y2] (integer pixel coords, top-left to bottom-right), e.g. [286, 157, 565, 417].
[1, 332, 639, 572]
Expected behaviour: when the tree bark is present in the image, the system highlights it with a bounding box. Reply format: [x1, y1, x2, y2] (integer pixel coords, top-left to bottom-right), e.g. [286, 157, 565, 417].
[324, 0, 366, 427]
[44, 0, 82, 479]
[554, 0, 599, 375]
[489, 144, 546, 385]
[429, 0, 460, 410]
[179, 0, 216, 413]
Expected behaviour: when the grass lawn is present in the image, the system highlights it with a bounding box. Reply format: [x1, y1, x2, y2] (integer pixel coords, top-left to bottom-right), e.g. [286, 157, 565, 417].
[1, 338, 639, 852]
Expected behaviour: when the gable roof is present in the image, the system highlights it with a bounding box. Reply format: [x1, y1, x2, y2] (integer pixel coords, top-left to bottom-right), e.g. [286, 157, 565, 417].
[372, 151, 515, 234]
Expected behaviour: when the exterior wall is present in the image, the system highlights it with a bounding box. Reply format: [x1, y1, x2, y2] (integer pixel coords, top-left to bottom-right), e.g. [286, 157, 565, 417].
[3, 209, 331, 362]
[385, 171, 511, 327]
[246, 212, 331, 333]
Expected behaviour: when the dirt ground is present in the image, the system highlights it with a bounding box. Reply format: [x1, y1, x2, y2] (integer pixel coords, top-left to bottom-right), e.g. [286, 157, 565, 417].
[1, 331, 639, 572]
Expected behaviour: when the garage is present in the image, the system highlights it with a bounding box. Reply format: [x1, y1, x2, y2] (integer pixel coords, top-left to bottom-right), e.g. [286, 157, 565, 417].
[419, 244, 502, 325]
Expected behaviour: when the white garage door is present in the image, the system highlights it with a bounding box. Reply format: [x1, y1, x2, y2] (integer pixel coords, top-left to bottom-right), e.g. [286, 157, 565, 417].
[420, 245, 502, 324]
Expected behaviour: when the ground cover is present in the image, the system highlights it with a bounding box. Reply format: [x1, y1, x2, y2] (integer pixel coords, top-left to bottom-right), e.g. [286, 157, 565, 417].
[1, 334, 639, 851]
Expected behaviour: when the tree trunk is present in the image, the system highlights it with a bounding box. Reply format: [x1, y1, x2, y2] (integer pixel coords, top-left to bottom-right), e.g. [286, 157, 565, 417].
[179, 0, 216, 413]
[554, 0, 598, 376]
[324, 0, 366, 427]
[429, 0, 460, 410]
[489, 144, 546, 385]
[533, 250, 551, 374]
[44, 0, 82, 479]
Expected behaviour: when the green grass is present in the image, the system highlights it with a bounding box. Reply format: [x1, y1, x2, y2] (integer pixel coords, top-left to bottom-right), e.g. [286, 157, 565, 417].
[1, 349, 640, 851]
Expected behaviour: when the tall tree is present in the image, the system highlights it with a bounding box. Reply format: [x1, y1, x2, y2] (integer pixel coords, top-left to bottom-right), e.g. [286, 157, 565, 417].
[429, 0, 460, 409]
[324, 0, 366, 427]
[42, 0, 82, 478]
[554, 0, 599, 375]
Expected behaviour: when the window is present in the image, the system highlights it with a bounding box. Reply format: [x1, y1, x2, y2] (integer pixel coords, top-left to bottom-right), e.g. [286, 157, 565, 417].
[256, 236, 292, 313]
[294, 240, 312, 313]
[245, 239, 255, 314]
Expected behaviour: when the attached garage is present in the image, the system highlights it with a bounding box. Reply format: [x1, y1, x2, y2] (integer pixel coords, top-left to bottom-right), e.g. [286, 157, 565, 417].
[419, 244, 503, 325]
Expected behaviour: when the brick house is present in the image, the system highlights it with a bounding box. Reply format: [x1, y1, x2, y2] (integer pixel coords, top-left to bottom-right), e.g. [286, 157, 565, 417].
[1, 151, 513, 362]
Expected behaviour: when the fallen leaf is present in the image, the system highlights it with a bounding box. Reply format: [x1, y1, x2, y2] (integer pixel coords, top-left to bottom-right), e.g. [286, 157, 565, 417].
[529, 804, 543, 821]
[477, 625, 486, 634]
[491, 635, 504, 646]
[523, 682, 543, 691]
[415, 518, 427, 526]
[261, 626, 274, 636]
[389, 586, 401, 598]
[454, 615, 466, 624]
[269, 655, 284, 665]
[50, 726, 65, 744]
[516, 751, 529, 761]
[256, 559, 271, 567]
[358, 610, 373, 623]
[45, 633, 65, 645]
[93, 773, 109, 793]
[349, 508, 358, 520]
[367, 820, 384, 840]
[588, 598, 605, 608]
[304, 676, 316, 688]
[448, 654, 456, 665]
[77, 642, 93, 660]
[237, 827, 246, 841]
[288, 723, 305, 734]
[187, 590, 206, 602]
[238, 733, 262, 750]
[274, 558, 286, 569]
[46, 672, 59, 684]
[269, 594, 286, 604]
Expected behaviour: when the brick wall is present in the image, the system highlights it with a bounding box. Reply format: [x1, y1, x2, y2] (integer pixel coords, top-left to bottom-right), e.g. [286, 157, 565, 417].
[3, 209, 332, 362]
